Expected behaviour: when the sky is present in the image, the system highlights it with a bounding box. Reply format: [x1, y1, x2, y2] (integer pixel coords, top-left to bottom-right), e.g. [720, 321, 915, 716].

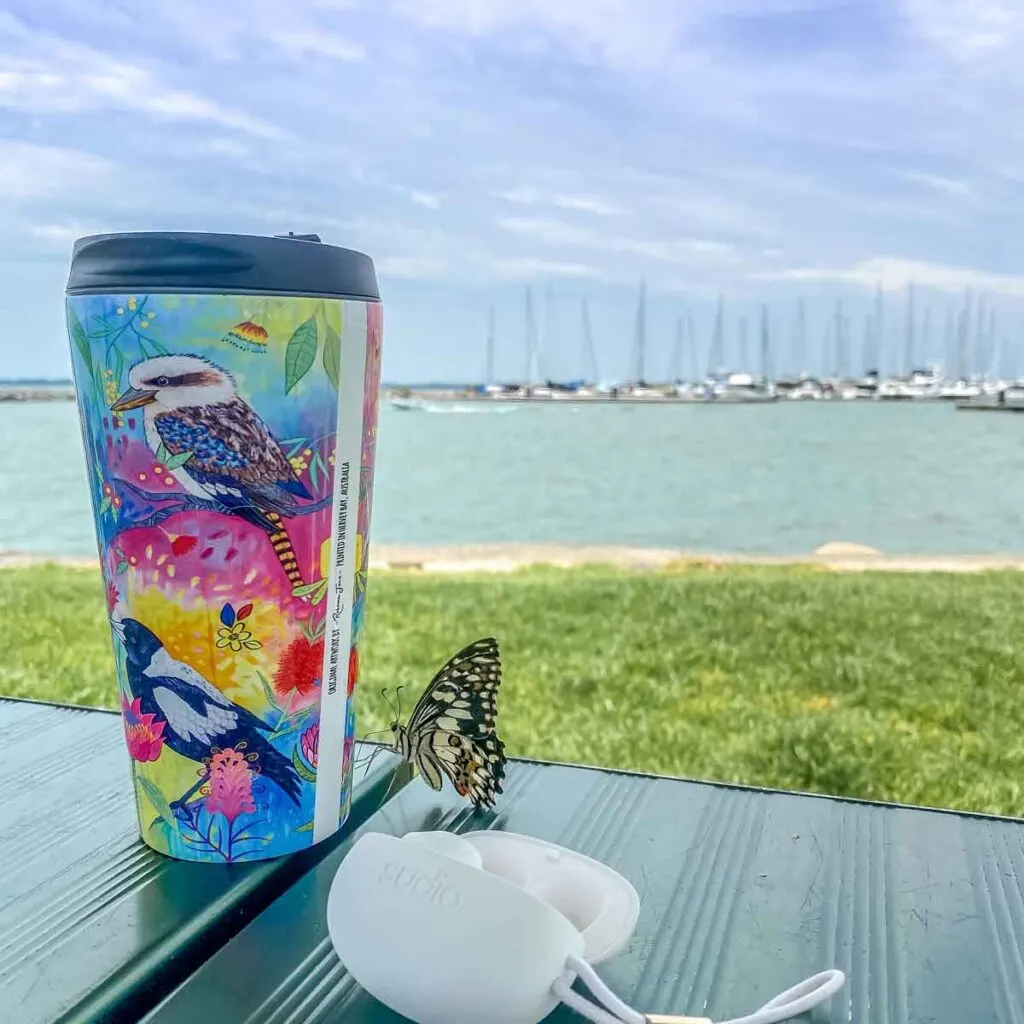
[4, 0, 1024, 382]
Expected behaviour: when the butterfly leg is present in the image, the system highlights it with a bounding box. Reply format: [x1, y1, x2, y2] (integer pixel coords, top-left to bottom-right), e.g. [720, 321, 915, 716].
[375, 757, 415, 811]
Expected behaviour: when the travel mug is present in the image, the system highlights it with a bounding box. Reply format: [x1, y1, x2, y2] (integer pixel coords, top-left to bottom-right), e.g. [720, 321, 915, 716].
[65, 231, 382, 862]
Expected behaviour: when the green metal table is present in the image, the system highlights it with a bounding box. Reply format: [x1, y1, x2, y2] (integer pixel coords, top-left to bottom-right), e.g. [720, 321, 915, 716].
[139, 755, 1024, 1023]
[0, 698, 398, 1024]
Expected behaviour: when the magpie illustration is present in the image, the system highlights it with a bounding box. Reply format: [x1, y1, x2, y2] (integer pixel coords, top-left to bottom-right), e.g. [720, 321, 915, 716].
[111, 354, 311, 587]
[113, 616, 302, 810]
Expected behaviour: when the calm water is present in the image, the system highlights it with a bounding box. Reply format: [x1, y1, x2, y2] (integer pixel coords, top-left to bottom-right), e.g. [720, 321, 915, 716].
[4, 400, 1024, 556]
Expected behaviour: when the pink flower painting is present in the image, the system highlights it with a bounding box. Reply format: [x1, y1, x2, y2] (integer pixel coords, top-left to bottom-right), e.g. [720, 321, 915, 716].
[204, 746, 256, 824]
[121, 695, 166, 762]
[301, 722, 319, 770]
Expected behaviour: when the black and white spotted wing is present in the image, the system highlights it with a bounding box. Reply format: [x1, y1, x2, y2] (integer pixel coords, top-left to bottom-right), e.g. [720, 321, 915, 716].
[393, 637, 506, 810]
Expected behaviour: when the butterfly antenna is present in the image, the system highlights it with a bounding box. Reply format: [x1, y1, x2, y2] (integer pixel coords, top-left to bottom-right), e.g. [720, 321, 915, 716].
[380, 687, 397, 720]
[395, 684, 405, 721]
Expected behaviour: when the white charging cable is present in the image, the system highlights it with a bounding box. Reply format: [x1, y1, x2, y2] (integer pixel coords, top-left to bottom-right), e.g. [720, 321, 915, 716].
[552, 955, 846, 1024]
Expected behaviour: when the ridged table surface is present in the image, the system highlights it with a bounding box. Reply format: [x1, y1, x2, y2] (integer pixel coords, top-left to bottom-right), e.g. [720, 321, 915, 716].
[0, 698, 398, 1024]
[142, 755, 1024, 1024]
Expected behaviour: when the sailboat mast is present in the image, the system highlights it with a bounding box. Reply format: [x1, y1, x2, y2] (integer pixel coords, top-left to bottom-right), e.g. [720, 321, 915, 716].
[821, 321, 833, 379]
[976, 294, 987, 375]
[708, 293, 725, 376]
[485, 305, 495, 385]
[538, 285, 552, 384]
[872, 282, 883, 373]
[920, 306, 931, 369]
[759, 303, 771, 380]
[959, 289, 972, 378]
[903, 283, 915, 376]
[670, 315, 684, 383]
[988, 310, 999, 379]
[524, 286, 535, 384]
[861, 313, 872, 378]
[794, 298, 806, 377]
[687, 313, 699, 382]
[634, 279, 647, 384]
[943, 302, 955, 378]
[833, 300, 844, 378]
[581, 298, 598, 383]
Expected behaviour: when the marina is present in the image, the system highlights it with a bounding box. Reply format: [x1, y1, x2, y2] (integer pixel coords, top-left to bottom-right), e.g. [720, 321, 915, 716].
[387, 283, 1024, 410]
[0, 383, 74, 402]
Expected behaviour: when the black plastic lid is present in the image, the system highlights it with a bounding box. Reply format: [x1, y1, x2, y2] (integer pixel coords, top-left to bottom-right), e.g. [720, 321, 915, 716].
[66, 231, 379, 300]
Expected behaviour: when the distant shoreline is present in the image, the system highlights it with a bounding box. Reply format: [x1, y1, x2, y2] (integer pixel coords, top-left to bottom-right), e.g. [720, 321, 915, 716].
[5, 542, 1024, 574]
[0, 385, 75, 402]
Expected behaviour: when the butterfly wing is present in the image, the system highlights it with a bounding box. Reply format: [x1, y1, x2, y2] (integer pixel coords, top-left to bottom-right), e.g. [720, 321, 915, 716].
[430, 729, 506, 809]
[402, 637, 506, 810]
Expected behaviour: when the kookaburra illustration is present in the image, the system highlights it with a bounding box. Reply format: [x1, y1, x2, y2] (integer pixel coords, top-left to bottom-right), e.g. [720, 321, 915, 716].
[112, 355, 311, 587]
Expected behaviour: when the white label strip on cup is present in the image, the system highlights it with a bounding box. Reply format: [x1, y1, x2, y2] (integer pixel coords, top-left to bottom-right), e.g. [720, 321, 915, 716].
[314, 299, 369, 842]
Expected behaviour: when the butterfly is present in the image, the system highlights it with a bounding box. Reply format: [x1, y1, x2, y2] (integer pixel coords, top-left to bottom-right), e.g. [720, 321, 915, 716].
[388, 637, 506, 810]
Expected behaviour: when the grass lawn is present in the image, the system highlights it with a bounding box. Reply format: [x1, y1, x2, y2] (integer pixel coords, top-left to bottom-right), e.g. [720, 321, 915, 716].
[3, 562, 1024, 818]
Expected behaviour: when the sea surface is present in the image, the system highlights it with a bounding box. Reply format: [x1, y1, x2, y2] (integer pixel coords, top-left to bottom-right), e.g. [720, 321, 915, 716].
[3, 399, 1024, 557]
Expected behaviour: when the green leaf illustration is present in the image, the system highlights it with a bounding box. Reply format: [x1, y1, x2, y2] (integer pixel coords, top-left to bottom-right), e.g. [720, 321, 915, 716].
[295, 820, 315, 832]
[156, 442, 171, 464]
[292, 745, 318, 784]
[291, 578, 326, 598]
[322, 320, 341, 390]
[284, 317, 318, 394]
[68, 307, 94, 380]
[164, 450, 194, 470]
[255, 670, 281, 713]
[99, 495, 112, 514]
[137, 774, 177, 832]
[148, 815, 173, 846]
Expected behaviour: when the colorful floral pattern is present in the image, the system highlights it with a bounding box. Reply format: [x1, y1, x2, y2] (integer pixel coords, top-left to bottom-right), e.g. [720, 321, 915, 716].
[122, 695, 166, 762]
[204, 746, 257, 823]
[67, 292, 382, 862]
[273, 634, 325, 705]
[216, 602, 261, 651]
[300, 722, 319, 770]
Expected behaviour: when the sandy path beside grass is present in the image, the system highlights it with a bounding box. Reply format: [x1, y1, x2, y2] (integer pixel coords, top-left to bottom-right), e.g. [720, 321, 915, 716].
[4, 541, 1024, 573]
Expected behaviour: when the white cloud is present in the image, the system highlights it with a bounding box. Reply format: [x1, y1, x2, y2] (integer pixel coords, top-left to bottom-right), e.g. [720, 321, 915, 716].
[497, 216, 739, 267]
[492, 187, 624, 216]
[0, 13, 283, 137]
[377, 254, 453, 279]
[754, 256, 1024, 295]
[490, 257, 603, 279]
[28, 222, 104, 246]
[0, 142, 111, 199]
[900, 0, 1022, 62]
[897, 170, 974, 199]
[273, 30, 365, 61]
[194, 138, 251, 158]
[409, 190, 442, 209]
[552, 195, 623, 216]
[390, 0, 685, 68]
